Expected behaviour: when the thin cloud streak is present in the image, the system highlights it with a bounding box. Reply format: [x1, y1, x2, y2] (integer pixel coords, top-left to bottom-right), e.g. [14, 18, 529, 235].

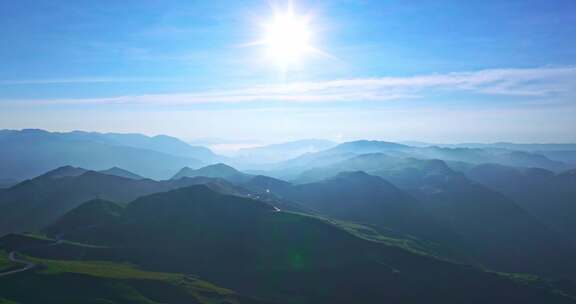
[3, 66, 575, 105]
[0, 78, 190, 85]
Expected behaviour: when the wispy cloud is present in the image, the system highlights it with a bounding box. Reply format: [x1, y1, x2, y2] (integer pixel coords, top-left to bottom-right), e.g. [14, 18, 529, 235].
[4, 66, 575, 105]
[0, 77, 188, 85]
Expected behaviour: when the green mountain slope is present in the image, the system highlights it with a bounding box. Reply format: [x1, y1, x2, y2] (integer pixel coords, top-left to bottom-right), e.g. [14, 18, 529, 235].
[287, 154, 576, 278]
[49, 185, 576, 304]
[172, 163, 252, 183]
[467, 165, 576, 242]
[45, 199, 124, 236]
[281, 171, 419, 230]
[0, 168, 262, 236]
[0, 256, 265, 304]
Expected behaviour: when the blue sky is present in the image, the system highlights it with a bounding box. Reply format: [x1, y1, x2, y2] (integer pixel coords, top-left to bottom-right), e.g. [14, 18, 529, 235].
[1, 0, 575, 144]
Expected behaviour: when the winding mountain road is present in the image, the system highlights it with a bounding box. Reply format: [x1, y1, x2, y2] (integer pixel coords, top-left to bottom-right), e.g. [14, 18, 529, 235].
[0, 235, 63, 277]
[0, 251, 36, 276]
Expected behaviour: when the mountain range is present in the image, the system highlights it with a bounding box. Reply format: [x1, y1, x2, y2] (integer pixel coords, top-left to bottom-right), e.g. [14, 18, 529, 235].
[2, 129, 576, 303]
[3, 184, 574, 303]
[0, 129, 215, 180]
[2, 129, 573, 182]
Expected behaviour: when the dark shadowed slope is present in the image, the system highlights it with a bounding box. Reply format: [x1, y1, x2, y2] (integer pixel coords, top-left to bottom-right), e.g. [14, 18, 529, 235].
[45, 199, 124, 236]
[0, 166, 292, 236]
[280, 171, 419, 230]
[467, 165, 576, 242]
[288, 154, 576, 278]
[378, 160, 576, 279]
[0, 236, 267, 304]
[0, 179, 19, 189]
[0, 169, 170, 235]
[49, 185, 576, 304]
[0, 168, 228, 235]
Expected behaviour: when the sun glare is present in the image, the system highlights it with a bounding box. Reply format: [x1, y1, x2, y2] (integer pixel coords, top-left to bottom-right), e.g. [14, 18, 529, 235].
[246, 2, 330, 72]
[263, 9, 312, 67]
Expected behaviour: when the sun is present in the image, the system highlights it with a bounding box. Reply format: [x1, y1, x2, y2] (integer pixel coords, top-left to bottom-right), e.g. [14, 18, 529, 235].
[262, 8, 313, 68]
[245, 2, 330, 71]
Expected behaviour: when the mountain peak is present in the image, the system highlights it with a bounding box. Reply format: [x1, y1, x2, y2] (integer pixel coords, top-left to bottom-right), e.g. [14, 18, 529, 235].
[40, 166, 88, 179]
[171, 163, 244, 180]
[327, 171, 398, 188]
[127, 184, 276, 219]
[20, 128, 49, 134]
[333, 170, 373, 179]
[203, 163, 238, 171]
[99, 167, 144, 180]
[45, 198, 124, 235]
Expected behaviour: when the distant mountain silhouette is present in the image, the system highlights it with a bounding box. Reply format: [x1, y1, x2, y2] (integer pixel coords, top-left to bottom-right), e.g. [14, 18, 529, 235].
[59, 130, 217, 160]
[266, 140, 567, 180]
[400, 141, 576, 165]
[0, 129, 210, 180]
[413, 146, 565, 170]
[432, 142, 576, 152]
[328, 140, 411, 153]
[285, 140, 409, 167]
[236, 139, 337, 163]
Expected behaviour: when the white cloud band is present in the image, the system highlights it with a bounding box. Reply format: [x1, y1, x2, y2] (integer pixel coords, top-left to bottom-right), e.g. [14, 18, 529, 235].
[3, 66, 575, 106]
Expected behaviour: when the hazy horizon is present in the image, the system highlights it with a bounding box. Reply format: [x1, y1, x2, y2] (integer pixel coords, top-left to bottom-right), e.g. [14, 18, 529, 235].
[4, 127, 576, 157]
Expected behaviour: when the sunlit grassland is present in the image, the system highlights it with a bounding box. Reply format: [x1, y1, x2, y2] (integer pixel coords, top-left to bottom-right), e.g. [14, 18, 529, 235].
[0, 250, 10, 271]
[0, 254, 242, 304]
